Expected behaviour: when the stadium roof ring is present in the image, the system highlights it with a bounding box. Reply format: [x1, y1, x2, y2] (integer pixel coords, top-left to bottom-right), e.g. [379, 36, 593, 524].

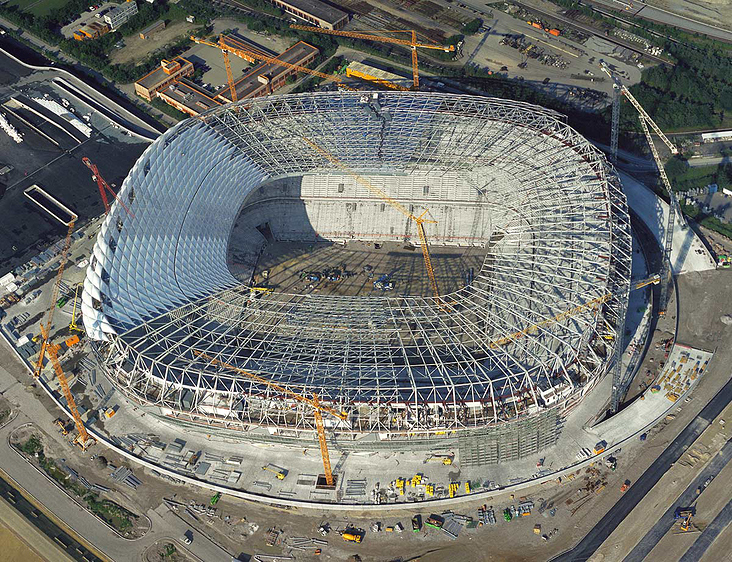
[82, 92, 632, 440]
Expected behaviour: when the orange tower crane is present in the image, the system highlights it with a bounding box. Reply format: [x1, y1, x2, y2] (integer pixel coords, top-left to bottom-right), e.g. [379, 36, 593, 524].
[290, 26, 455, 90]
[190, 36, 358, 102]
[82, 157, 134, 217]
[302, 137, 442, 304]
[194, 351, 347, 487]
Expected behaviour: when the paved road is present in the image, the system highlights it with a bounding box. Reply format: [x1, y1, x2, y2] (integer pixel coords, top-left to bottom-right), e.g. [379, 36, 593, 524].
[550, 373, 732, 562]
[679, 498, 732, 562]
[0, 360, 237, 562]
[687, 156, 731, 168]
[622, 437, 732, 561]
[585, 0, 732, 43]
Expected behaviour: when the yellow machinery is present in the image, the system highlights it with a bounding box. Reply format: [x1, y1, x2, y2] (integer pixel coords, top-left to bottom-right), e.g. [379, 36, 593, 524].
[34, 220, 93, 450]
[424, 454, 453, 465]
[69, 283, 84, 333]
[41, 325, 93, 449]
[34, 221, 75, 378]
[262, 464, 286, 480]
[632, 274, 661, 290]
[301, 137, 442, 305]
[290, 25, 455, 90]
[194, 351, 346, 487]
[190, 36, 358, 102]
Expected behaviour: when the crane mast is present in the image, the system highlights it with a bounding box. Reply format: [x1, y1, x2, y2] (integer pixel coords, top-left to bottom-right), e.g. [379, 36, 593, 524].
[35, 221, 75, 378]
[289, 25, 454, 90]
[302, 137, 442, 305]
[194, 351, 346, 487]
[190, 36, 358, 100]
[602, 62, 681, 411]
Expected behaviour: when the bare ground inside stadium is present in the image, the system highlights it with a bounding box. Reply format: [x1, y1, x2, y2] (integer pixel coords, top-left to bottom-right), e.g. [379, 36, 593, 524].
[246, 240, 489, 297]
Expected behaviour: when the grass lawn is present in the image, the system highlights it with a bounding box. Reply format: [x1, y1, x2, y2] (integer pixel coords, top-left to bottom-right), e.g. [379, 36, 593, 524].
[8, 0, 72, 17]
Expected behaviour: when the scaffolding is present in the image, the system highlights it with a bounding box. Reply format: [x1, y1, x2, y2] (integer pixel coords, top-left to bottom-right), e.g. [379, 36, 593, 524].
[85, 92, 632, 449]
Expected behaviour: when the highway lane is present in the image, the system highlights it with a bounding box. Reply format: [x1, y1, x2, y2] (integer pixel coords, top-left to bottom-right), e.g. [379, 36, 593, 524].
[550, 373, 732, 562]
[622, 437, 732, 561]
[679, 498, 732, 562]
[0, 412, 238, 562]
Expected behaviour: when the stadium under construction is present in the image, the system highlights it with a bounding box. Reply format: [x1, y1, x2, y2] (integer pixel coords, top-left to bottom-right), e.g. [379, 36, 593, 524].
[82, 92, 633, 470]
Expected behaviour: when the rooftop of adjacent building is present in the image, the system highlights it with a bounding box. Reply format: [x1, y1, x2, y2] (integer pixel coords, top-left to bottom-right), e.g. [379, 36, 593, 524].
[276, 0, 348, 25]
[217, 41, 318, 102]
[159, 78, 221, 114]
[136, 57, 193, 90]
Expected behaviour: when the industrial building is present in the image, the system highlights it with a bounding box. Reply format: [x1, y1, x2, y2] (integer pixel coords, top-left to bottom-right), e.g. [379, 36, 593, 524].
[157, 78, 221, 116]
[82, 92, 631, 462]
[216, 41, 319, 103]
[134, 57, 194, 101]
[269, 0, 348, 30]
[73, 21, 110, 41]
[104, 0, 139, 30]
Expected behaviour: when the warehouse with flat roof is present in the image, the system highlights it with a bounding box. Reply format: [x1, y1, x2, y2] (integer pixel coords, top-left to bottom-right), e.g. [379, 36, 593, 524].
[270, 0, 348, 30]
[158, 79, 221, 116]
[216, 41, 318, 103]
[134, 58, 195, 101]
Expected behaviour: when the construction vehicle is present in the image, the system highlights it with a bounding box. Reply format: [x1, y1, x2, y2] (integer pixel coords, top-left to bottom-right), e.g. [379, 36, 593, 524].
[82, 157, 134, 217]
[262, 464, 287, 480]
[54, 418, 69, 435]
[424, 454, 453, 465]
[632, 274, 661, 290]
[593, 440, 607, 454]
[68, 283, 84, 333]
[426, 514, 444, 529]
[190, 35, 357, 103]
[301, 137, 442, 305]
[290, 25, 455, 90]
[195, 351, 346, 487]
[674, 506, 695, 531]
[341, 529, 363, 543]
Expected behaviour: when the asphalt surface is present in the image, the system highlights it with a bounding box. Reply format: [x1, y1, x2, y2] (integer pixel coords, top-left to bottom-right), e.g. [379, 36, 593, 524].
[0, 356, 241, 562]
[0, 472, 103, 562]
[622, 437, 732, 561]
[586, 0, 732, 43]
[679, 498, 732, 562]
[550, 373, 732, 562]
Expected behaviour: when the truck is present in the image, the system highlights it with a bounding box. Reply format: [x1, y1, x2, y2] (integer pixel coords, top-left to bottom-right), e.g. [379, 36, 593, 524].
[425, 514, 444, 529]
[342, 529, 363, 543]
[593, 440, 607, 454]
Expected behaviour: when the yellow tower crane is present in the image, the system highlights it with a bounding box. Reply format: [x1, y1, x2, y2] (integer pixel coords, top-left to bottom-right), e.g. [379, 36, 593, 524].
[190, 36, 358, 102]
[34, 220, 93, 449]
[301, 137, 442, 305]
[290, 25, 455, 90]
[194, 351, 346, 487]
[35, 220, 75, 378]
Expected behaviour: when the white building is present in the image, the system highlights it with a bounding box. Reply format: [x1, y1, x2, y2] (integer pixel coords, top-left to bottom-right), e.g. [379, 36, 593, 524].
[104, 1, 138, 30]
